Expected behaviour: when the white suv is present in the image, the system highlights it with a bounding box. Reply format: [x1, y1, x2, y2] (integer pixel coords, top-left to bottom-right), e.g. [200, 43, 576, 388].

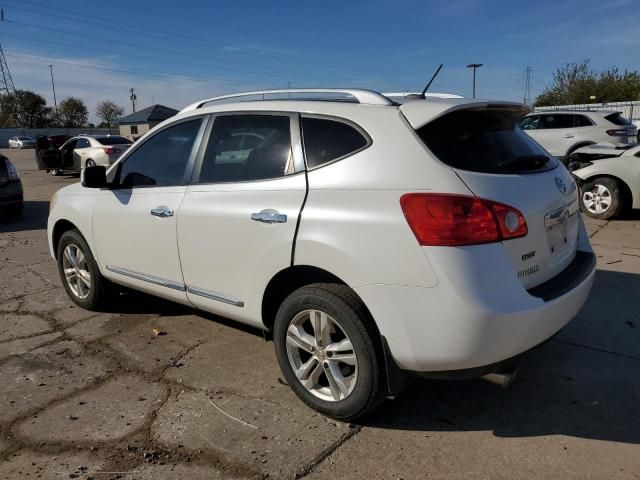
[520, 110, 637, 160]
[48, 89, 596, 420]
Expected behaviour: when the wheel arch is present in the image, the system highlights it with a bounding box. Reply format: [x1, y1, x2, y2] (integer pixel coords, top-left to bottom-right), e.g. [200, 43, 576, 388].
[261, 264, 411, 395]
[52, 219, 80, 259]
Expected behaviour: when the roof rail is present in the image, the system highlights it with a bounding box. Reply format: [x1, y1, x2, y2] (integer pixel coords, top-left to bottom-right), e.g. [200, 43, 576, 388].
[179, 88, 394, 113]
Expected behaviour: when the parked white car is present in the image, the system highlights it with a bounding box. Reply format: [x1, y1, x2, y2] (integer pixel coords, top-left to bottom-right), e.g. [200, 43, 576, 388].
[520, 110, 637, 160]
[47, 89, 596, 420]
[36, 135, 133, 175]
[567, 143, 640, 219]
[8, 136, 35, 149]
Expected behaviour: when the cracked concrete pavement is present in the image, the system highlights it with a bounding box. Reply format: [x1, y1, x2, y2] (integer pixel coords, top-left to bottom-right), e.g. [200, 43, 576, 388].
[0, 148, 639, 479]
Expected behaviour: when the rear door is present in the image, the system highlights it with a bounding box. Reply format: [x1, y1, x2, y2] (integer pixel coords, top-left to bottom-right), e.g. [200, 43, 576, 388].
[413, 106, 580, 289]
[75, 138, 92, 167]
[535, 113, 578, 158]
[177, 113, 306, 327]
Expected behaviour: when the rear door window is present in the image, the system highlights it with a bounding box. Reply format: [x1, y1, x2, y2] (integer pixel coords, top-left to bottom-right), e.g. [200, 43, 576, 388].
[417, 110, 558, 174]
[196, 115, 293, 183]
[540, 114, 575, 129]
[76, 138, 91, 148]
[301, 117, 369, 168]
[575, 115, 594, 127]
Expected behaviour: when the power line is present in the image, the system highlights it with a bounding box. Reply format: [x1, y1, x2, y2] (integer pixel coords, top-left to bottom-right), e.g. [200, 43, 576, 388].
[3, 49, 262, 87]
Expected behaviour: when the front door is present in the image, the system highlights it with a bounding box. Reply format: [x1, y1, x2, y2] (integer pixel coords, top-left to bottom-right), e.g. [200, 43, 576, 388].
[177, 113, 306, 327]
[92, 117, 206, 304]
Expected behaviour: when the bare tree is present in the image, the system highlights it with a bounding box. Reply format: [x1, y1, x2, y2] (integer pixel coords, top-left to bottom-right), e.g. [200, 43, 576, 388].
[96, 100, 125, 132]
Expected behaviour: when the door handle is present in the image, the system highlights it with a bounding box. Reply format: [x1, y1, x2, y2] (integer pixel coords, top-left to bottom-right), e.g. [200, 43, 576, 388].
[251, 211, 287, 223]
[563, 134, 574, 138]
[150, 206, 174, 218]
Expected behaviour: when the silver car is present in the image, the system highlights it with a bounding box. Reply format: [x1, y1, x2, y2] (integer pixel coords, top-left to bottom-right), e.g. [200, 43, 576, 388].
[8, 136, 36, 149]
[567, 143, 640, 219]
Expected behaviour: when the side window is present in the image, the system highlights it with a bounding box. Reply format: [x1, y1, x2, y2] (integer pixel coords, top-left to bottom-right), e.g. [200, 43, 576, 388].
[575, 115, 593, 127]
[301, 117, 368, 168]
[118, 119, 201, 188]
[76, 138, 90, 148]
[540, 115, 574, 129]
[519, 115, 541, 130]
[197, 115, 292, 183]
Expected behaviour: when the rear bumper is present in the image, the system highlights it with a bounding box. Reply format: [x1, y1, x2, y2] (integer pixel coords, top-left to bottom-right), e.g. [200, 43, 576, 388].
[356, 230, 596, 373]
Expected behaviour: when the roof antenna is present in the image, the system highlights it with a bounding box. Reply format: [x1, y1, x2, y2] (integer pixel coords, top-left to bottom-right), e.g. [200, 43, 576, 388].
[421, 63, 443, 98]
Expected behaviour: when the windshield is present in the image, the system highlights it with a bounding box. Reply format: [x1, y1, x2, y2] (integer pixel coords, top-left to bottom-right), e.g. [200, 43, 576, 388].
[95, 136, 133, 145]
[417, 110, 558, 174]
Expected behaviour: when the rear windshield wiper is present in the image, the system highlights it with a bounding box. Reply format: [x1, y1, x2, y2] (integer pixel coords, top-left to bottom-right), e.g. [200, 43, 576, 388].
[497, 155, 550, 170]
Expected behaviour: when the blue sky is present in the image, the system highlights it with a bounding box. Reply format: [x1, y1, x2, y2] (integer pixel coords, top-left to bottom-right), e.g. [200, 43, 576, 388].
[3, 0, 639, 122]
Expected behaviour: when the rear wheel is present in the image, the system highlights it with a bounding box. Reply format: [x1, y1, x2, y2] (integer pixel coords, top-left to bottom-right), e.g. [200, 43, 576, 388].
[57, 229, 113, 310]
[274, 283, 385, 421]
[580, 177, 624, 220]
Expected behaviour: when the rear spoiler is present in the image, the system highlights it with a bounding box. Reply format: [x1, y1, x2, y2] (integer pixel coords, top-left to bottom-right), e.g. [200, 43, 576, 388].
[400, 99, 531, 129]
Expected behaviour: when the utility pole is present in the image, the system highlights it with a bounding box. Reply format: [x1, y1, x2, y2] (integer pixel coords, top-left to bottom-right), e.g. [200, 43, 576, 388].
[523, 66, 532, 105]
[49, 65, 58, 114]
[466, 63, 483, 99]
[129, 87, 137, 113]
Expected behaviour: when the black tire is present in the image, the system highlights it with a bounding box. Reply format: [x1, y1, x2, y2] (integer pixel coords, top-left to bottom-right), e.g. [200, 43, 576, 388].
[274, 283, 385, 421]
[579, 177, 625, 220]
[56, 229, 113, 310]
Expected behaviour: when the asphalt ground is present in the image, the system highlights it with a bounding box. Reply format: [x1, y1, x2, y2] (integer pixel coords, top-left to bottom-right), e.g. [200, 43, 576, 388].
[0, 147, 638, 479]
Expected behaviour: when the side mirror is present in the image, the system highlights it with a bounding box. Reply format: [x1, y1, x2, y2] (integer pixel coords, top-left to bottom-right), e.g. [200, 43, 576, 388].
[82, 165, 107, 188]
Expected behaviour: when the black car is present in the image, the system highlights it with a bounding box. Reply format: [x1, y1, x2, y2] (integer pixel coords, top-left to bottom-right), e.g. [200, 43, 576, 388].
[0, 155, 23, 216]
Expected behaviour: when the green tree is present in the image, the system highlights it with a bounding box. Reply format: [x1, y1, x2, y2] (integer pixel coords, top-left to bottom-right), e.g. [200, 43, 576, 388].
[58, 97, 89, 128]
[535, 60, 640, 106]
[95, 100, 124, 131]
[0, 90, 51, 127]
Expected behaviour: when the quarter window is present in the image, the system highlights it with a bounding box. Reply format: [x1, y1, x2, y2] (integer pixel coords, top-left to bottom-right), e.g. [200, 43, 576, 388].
[118, 119, 201, 188]
[575, 115, 593, 127]
[197, 115, 292, 183]
[301, 117, 368, 168]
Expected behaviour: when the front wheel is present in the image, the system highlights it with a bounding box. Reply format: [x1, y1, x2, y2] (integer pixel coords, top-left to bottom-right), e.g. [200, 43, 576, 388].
[274, 283, 385, 421]
[57, 229, 113, 310]
[579, 177, 624, 220]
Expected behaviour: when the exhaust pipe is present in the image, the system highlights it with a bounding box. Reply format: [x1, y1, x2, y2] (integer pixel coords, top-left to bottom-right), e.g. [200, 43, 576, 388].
[481, 368, 517, 388]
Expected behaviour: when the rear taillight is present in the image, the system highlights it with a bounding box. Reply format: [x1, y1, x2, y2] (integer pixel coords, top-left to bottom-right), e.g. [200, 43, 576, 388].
[606, 129, 630, 137]
[103, 147, 121, 154]
[400, 193, 527, 246]
[6, 160, 20, 181]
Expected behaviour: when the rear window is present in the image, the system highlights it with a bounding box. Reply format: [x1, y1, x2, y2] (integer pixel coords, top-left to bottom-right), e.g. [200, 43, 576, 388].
[417, 110, 558, 174]
[604, 113, 631, 126]
[301, 117, 369, 168]
[95, 136, 133, 145]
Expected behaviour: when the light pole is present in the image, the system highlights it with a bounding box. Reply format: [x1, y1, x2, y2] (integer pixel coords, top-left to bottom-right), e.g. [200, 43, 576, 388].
[466, 63, 483, 99]
[49, 65, 58, 114]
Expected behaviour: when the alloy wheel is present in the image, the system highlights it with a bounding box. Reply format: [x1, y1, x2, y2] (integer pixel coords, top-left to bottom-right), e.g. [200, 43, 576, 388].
[285, 309, 358, 402]
[583, 184, 611, 215]
[62, 244, 92, 299]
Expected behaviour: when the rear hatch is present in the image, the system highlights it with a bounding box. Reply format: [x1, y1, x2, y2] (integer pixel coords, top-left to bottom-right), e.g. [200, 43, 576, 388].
[403, 101, 580, 289]
[603, 112, 637, 143]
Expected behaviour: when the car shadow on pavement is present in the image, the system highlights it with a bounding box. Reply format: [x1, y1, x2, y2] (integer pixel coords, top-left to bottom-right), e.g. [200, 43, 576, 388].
[0, 200, 49, 233]
[364, 269, 640, 445]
